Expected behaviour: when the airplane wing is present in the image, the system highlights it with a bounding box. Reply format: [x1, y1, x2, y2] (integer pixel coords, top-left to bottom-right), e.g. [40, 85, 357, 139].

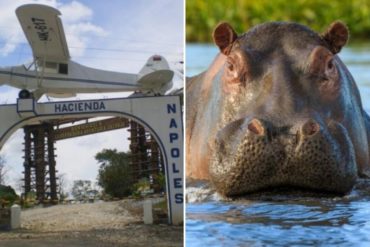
[16, 4, 70, 62]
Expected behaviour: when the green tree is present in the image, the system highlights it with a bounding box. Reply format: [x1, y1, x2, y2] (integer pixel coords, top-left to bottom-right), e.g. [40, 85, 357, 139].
[0, 155, 8, 185]
[95, 149, 133, 198]
[57, 173, 68, 201]
[71, 180, 92, 201]
[0, 185, 18, 207]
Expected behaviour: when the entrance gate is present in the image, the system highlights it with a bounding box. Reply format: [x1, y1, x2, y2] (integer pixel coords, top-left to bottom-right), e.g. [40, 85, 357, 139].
[21, 117, 165, 203]
[0, 95, 183, 225]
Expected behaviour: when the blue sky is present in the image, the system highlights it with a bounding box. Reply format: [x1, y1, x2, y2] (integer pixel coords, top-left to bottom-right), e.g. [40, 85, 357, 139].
[0, 0, 184, 192]
[0, 0, 183, 72]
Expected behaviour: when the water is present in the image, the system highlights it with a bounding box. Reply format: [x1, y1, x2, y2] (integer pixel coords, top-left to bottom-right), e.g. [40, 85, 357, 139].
[186, 43, 370, 246]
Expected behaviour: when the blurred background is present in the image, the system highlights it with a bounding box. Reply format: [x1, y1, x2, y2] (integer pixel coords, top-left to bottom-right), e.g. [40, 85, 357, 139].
[187, 0, 370, 42]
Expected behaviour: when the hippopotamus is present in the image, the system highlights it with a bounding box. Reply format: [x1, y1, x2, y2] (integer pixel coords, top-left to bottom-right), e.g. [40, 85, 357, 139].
[186, 21, 370, 196]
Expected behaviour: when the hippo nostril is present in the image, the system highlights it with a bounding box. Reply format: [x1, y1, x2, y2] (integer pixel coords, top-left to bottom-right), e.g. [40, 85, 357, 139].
[247, 118, 265, 135]
[301, 119, 320, 136]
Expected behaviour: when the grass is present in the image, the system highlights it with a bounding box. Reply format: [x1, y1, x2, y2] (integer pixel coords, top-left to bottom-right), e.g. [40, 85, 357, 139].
[153, 199, 167, 211]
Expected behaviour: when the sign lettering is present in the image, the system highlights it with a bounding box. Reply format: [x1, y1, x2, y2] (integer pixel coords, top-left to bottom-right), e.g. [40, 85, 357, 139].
[31, 17, 49, 41]
[54, 101, 106, 113]
[54, 117, 128, 141]
[166, 103, 183, 204]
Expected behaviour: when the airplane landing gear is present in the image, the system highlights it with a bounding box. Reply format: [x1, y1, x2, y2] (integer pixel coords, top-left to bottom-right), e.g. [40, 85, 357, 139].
[19, 89, 31, 99]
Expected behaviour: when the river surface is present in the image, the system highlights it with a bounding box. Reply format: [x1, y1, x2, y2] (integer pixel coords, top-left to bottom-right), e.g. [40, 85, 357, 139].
[186, 43, 370, 246]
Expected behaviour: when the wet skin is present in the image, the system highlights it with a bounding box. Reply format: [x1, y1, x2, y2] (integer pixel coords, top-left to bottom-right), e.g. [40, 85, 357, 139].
[186, 21, 370, 196]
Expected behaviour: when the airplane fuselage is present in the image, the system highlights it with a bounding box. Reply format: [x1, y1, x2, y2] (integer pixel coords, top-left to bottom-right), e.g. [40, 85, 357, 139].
[0, 60, 141, 96]
[0, 58, 174, 99]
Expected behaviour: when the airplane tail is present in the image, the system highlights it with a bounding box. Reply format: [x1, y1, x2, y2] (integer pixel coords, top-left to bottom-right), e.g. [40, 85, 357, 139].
[137, 55, 174, 95]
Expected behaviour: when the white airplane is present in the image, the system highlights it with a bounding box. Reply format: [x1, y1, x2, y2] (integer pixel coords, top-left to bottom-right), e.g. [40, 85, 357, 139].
[0, 4, 174, 100]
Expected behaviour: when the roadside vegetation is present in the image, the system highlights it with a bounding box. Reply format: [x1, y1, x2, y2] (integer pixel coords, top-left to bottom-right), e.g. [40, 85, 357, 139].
[0, 149, 165, 209]
[187, 0, 370, 42]
[96, 149, 165, 200]
[96, 149, 133, 198]
[0, 185, 18, 207]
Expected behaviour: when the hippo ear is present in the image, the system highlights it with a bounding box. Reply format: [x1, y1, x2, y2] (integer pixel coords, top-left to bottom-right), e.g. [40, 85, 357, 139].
[213, 22, 238, 55]
[322, 21, 349, 54]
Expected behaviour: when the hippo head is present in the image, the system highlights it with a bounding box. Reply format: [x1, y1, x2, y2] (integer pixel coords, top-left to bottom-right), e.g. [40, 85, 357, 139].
[209, 21, 359, 196]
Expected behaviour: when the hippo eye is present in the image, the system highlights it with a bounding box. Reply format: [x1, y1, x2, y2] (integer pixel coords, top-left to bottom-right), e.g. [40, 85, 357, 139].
[227, 63, 234, 71]
[325, 58, 337, 78]
[223, 52, 249, 86]
[328, 60, 333, 69]
[226, 59, 235, 71]
[327, 59, 334, 71]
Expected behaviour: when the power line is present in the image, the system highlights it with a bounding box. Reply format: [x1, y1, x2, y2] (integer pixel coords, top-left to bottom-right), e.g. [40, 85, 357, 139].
[0, 26, 182, 47]
[0, 29, 182, 48]
[0, 51, 183, 65]
[71, 35, 182, 47]
[0, 40, 181, 56]
[68, 46, 181, 55]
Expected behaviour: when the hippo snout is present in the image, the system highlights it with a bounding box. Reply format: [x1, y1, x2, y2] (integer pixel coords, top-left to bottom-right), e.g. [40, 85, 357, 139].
[210, 117, 358, 196]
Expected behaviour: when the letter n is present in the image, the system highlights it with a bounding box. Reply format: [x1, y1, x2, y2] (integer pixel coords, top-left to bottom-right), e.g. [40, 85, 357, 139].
[167, 104, 176, 114]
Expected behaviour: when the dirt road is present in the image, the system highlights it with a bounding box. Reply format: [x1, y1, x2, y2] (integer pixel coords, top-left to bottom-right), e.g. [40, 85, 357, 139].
[0, 199, 183, 247]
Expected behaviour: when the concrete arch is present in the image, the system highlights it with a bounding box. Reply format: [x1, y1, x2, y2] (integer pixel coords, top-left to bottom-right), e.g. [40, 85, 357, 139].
[0, 96, 183, 225]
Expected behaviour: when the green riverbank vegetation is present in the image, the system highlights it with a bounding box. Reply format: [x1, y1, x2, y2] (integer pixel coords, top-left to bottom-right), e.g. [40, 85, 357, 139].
[187, 0, 370, 43]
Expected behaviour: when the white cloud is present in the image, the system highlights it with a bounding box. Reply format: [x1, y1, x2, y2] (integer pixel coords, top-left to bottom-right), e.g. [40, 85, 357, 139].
[64, 22, 107, 57]
[55, 130, 130, 182]
[0, 0, 106, 57]
[60, 5, 108, 57]
[0, 86, 19, 103]
[0, 0, 123, 190]
[73, 0, 184, 89]
[0, 0, 184, 192]
[58, 1, 92, 23]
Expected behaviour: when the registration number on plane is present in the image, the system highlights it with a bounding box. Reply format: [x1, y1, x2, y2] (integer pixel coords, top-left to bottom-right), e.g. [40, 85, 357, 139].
[31, 17, 49, 41]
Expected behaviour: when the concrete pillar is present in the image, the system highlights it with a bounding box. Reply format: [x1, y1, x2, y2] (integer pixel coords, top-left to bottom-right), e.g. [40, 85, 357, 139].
[11, 204, 21, 229]
[143, 200, 153, 224]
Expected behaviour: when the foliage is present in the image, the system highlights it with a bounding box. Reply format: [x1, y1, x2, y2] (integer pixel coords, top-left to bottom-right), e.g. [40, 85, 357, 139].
[22, 191, 36, 208]
[0, 156, 8, 185]
[96, 149, 133, 198]
[57, 173, 68, 201]
[0, 184, 18, 207]
[152, 173, 166, 193]
[187, 0, 370, 42]
[132, 178, 151, 197]
[71, 180, 93, 201]
[153, 199, 167, 211]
